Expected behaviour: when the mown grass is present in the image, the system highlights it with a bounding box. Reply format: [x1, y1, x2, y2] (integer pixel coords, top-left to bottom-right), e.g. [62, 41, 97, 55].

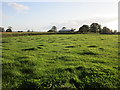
[2, 34, 119, 89]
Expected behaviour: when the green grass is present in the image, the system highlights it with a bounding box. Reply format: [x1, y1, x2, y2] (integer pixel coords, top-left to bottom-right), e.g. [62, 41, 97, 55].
[2, 34, 119, 89]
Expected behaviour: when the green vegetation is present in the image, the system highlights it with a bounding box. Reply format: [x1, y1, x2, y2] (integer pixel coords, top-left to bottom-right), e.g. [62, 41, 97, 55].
[2, 34, 119, 89]
[6, 26, 12, 32]
[48, 26, 57, 32]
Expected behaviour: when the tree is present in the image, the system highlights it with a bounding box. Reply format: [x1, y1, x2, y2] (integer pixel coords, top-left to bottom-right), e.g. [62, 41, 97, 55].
[71, 28, 76, 32]
[62, 27, 66, 30]
[90, 23, 101, 33]
[100, 27, 111, 34]
[27, 30, 30, 32]
[6, 26, 12, 32]
[0, 27, 5, 32]
[79, 25, 89, 33]
[18, 31, 23, 32]
[113, 30, 117, 34]
[48, 26, 57, 32]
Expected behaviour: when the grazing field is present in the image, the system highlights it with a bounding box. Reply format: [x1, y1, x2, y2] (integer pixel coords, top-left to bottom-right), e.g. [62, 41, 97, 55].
[2, 34, 119, 89]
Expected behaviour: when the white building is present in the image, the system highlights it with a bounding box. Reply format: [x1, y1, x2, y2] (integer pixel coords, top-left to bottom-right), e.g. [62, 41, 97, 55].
[59, 29, 74, 32]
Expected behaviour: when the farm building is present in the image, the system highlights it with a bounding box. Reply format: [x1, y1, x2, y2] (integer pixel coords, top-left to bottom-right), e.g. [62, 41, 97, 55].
[59, 29, 74, 32]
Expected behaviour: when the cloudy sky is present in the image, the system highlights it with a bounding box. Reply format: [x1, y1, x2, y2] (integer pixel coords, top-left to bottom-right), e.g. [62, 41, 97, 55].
[1, 0, 119, 32]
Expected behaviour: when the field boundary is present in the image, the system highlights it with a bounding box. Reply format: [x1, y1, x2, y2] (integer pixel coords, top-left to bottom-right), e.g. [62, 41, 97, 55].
[1, 32, 119, 37]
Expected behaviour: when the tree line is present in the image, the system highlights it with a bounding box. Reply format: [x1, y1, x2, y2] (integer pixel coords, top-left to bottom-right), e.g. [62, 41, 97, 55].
[0, 23, 118, 34]
[0, 26, 33, 32]
[78, 23, 117, 34]
[48, 23, 118, 34]
[0, 26, 12, 32]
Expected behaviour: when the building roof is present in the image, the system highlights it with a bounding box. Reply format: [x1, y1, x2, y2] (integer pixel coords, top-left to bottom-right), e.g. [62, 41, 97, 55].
[59, 29, 72, 32]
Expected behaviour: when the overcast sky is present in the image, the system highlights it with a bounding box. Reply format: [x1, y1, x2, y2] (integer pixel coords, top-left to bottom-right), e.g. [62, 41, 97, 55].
[1, 0, 118, 31]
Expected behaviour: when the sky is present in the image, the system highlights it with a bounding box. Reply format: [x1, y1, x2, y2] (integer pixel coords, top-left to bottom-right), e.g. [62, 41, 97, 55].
[1, 0, 119, 32]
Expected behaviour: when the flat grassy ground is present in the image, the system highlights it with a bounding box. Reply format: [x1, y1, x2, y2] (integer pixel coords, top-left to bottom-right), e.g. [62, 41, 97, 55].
[2, 34, 119, 89]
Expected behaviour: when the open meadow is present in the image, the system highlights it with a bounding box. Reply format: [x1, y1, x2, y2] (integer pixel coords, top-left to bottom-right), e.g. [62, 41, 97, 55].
[2, 33, 119, 89]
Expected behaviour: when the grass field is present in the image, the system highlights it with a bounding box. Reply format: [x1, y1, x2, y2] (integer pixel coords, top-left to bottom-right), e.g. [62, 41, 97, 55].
[2, 33, 119, 89]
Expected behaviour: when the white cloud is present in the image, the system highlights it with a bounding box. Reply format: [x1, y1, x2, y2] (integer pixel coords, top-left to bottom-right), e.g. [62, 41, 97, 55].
[8, 2, 29, 13]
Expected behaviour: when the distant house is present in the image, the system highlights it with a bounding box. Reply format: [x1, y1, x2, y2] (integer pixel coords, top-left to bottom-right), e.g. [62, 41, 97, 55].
[59, 29, 74, 32]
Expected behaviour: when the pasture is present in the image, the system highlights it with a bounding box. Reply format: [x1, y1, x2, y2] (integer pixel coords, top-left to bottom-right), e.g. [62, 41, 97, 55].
[2, 33, 119, 89]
